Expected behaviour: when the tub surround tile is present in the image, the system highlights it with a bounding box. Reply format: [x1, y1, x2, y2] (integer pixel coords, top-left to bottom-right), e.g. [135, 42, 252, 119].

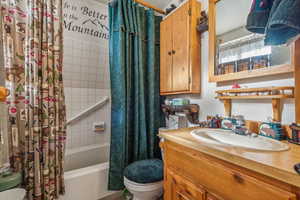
[63, 28, 110, 151]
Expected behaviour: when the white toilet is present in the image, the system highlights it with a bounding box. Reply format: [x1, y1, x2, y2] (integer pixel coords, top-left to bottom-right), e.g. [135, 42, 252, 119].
[124, 177, 163, 200]
[123, 159, 164, 200]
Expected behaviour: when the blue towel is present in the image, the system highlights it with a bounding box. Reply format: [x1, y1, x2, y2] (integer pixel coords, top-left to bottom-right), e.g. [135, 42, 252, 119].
[246, 0, 274, 34]
[265, 0, 300, 45]
[247, 0, 300, 45]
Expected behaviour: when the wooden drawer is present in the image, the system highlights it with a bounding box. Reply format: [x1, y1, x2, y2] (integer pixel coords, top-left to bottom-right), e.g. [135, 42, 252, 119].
[165, 144, 297, 200]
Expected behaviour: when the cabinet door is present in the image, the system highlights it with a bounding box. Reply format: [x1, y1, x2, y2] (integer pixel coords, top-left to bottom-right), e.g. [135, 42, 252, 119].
[160, 16, 173, 94]
[171, 2, 190, 92]
[166, 170, 205, 200]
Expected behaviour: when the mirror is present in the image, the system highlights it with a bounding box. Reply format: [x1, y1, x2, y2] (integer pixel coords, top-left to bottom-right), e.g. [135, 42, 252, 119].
[208, 0, 294, 82]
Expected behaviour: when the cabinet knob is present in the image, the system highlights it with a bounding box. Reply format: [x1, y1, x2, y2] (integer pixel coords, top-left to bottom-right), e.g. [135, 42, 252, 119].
[172, 50, 176, 54]
[233, 173, 244, 184]
[168, 51, 172, 55]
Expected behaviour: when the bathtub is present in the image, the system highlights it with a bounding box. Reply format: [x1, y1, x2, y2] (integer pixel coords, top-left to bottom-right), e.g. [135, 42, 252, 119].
[60, 143, 116, 200]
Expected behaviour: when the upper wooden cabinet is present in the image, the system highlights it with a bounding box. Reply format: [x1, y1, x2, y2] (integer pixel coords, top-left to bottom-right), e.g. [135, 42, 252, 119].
[160, 0, 201, 95]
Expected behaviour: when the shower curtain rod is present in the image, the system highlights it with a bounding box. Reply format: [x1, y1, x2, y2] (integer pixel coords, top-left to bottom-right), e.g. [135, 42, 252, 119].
[109, 0, 166, 15]
[134, 0, 166, 15]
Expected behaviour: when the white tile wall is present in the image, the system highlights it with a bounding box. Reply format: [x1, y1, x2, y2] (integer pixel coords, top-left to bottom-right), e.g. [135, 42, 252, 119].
[64, 88, 111, 149]
[63, 1, 110, 150]
[0, 30, 9, 165]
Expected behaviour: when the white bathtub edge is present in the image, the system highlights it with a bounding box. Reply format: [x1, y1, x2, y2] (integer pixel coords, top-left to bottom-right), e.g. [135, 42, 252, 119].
[66, 143, 110, 156]
[64, 162, 109, 179]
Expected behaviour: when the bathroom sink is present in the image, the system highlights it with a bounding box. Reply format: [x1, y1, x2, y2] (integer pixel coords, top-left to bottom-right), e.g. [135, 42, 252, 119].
[0, 188, 26, 200]
[190, 129, 289, 152]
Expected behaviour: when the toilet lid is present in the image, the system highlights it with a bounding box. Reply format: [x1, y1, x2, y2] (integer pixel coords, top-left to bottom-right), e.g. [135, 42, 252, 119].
[124, 159, 163, 184]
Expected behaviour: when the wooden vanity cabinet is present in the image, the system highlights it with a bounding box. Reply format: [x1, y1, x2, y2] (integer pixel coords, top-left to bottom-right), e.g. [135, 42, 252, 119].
[162, 140, 299, 200]
[160, 0, 201, 95]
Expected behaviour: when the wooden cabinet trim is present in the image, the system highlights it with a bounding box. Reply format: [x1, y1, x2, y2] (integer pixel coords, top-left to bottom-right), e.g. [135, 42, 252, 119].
[171, 2, 190, 92]
[188, 0, 201, 93]
[160, 16, 173, 93]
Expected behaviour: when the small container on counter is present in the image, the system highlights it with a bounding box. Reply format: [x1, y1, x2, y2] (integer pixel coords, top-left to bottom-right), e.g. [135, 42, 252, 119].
[289, 123, 300, 145]
[259, 121, 286, 141]
[221, 117, 237, 130]
[171, 98, 190, 106]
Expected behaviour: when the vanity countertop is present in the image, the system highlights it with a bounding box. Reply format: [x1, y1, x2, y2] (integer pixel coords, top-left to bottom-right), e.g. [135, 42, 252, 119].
[159, 127, 300, 187]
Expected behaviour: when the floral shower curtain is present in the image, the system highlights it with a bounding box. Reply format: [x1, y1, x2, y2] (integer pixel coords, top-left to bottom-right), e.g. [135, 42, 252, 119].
[1, 0, 66, 200]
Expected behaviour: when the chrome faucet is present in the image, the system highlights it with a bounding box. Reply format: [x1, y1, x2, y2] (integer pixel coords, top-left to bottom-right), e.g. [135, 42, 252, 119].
[231, 115, 258, 137]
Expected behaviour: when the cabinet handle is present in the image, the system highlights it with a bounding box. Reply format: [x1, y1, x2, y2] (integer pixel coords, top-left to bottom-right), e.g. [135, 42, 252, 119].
[172, 50, 176, 54]
[233, 173, 244, 184]
[168, 51, 172, 56]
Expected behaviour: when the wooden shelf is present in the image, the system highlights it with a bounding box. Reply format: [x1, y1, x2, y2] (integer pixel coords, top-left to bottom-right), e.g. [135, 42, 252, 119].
[217, 95, 294, 100]
[215, 86, 295, 122]
[216, 86, 294, 94]
[209, 64, 294, 83]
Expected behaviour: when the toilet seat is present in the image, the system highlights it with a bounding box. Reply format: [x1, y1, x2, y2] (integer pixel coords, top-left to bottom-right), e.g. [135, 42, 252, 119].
[124, 177, 163, 192]
[123, 159, 164, 200]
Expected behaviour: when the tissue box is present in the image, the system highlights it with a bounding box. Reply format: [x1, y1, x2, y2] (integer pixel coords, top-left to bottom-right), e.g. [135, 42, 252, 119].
[166, 115, 188, 129]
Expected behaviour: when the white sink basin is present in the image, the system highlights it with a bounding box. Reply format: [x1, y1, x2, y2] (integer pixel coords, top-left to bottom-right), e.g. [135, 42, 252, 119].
[0, 188, 26, 200]
[191, 129, 289, 152]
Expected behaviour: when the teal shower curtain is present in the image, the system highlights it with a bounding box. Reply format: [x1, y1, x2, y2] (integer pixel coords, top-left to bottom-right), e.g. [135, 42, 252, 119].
[108, 0, 163, 190]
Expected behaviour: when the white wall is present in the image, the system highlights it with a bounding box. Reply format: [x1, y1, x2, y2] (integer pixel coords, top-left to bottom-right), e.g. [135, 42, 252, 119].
[63, 0, 111, 150]
[164, 0, 295, 124]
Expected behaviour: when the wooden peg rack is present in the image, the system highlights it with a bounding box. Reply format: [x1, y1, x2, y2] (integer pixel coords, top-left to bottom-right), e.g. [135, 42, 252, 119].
[215, 86, 295, 122]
